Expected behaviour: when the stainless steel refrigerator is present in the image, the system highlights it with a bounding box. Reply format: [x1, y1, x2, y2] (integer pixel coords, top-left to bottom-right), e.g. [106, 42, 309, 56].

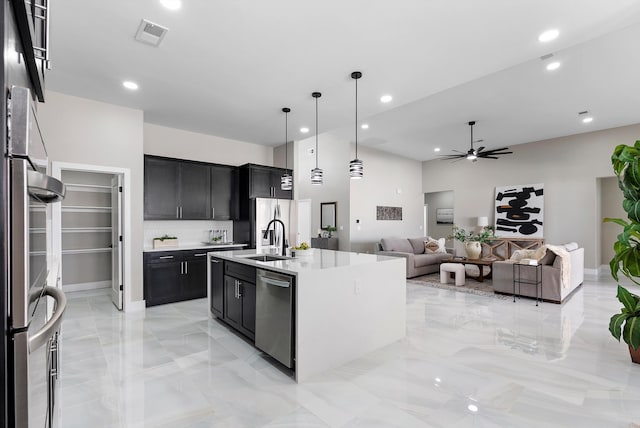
[5, 86, 66, 428]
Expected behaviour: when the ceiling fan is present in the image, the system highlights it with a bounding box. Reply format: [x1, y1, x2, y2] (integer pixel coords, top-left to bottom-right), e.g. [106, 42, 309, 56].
[440, 121, 512, 161]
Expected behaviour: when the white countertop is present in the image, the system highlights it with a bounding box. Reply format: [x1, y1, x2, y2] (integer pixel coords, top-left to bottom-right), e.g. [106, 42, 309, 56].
[208, 248, 399, 275]
[144, 242, 248, 253]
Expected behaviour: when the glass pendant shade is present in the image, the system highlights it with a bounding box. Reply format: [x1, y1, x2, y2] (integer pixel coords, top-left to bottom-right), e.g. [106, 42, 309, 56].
[280, 172, 292, 190]
[311, 167, 323, 185]
[349, 158, 363, 179]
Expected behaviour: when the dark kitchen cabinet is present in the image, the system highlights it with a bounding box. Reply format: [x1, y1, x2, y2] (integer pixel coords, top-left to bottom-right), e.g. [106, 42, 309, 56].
[144, 157, 180, 219]
[222, 261, 256, 340]
[144, 155, 238, 220]
[210, 257, 224, 317]
[180, 162, 211, 219]
[144, 250, 208, 307]
[211, 165, 237, 220]
[240, 164, 293, 200]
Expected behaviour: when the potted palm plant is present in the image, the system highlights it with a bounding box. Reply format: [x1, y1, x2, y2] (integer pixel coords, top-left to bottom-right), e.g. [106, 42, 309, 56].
[604, 140, 640, 363]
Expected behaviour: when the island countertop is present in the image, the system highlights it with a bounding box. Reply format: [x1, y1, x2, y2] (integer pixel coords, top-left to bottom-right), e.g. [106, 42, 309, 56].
[206, 248, 400, 275]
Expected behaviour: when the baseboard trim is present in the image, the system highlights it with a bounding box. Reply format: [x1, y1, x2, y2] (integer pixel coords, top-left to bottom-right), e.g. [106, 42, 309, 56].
[125, 299, 146, 313]
[62, 280, 111, 293]
[583, 268, 599, 277]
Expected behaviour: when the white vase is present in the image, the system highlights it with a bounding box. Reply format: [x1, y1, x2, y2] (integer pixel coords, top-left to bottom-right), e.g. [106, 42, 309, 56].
[465, 241, 482, 259]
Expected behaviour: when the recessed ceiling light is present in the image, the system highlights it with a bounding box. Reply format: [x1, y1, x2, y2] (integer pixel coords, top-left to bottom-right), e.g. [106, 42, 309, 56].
[300, 127, 309, 133]
[434, 148, 441, 152]
[538, 29, 559, 42]
[122, 81, 139, 90]
[546, 61, 560, 71]
[160, 0, 181, 10]
[380, 95, 393, 103]
[361, 124, 369, 129]
[468, 404, 479, 413]
[582, 117, 593, 123]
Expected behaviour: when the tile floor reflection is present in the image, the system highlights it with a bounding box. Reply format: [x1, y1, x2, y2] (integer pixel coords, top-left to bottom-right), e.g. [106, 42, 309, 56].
[57, 275, 640, 427]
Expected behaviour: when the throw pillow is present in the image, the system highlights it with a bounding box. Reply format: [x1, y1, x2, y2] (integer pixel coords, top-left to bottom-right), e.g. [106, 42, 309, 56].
[510, 249, 537, 261]
[424, 239, 441, 253]
[538, 246, 556, 265]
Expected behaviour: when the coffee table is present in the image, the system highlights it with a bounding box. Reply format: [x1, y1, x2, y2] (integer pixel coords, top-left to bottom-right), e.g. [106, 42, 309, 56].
[441, 257, 497, 282]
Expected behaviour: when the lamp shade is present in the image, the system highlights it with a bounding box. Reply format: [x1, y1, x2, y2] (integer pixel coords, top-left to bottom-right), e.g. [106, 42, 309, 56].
[477, 216, 489, 227]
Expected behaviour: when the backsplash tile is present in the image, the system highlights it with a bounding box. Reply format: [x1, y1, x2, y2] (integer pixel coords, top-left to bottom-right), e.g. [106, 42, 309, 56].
[143, 220, 234, 247]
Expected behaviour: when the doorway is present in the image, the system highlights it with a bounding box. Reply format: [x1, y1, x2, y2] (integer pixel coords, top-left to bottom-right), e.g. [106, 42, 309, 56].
[52, 162, 131, 311]
[424, 190, 455, 243]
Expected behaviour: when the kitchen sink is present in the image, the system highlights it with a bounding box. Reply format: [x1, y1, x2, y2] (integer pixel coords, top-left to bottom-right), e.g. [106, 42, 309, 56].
[243, 255, 291, 262]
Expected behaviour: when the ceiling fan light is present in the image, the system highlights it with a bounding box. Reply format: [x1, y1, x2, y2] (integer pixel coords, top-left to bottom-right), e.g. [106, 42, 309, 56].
[311, 167, 323, 185]
[466, 153, 477, 161]
[350, 159, 364, 179]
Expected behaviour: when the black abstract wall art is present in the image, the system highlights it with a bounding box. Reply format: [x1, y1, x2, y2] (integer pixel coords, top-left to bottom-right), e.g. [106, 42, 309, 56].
[494, 183, 544, 237]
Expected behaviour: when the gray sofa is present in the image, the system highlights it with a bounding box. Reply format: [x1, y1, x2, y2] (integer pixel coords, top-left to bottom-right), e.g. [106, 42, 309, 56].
[492, 243, 584, 303]
[376, 237, 453, 278]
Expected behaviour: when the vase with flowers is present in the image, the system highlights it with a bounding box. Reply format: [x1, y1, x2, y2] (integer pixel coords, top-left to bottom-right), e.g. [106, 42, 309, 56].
[450, 225, 496, 259]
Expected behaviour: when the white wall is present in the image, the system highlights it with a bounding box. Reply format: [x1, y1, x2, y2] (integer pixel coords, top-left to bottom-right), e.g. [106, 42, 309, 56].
[144, 123, 273, 166]
[350, 146, 424, 253]
[422, 123, 640, 269]
[600, 176, 625, 268]
[38, 91, 145, 302]
[425, 190, 455, 242]
[294, 133, 351, 250]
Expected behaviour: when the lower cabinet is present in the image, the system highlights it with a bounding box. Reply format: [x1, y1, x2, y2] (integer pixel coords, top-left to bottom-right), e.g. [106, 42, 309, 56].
[144, 250, 208, 307]
[210, 259, 256, 341]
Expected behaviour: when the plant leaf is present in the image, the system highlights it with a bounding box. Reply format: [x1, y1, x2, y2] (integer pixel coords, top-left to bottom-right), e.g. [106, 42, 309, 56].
[617, 286, 638, 312]
[610, 313, 628, 341]
[623, 316, 640, 350]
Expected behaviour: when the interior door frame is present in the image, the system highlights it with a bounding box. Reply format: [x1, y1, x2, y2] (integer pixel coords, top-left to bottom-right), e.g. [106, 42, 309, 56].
[111, 175, 124, 310]
[51, 162, 133, 311]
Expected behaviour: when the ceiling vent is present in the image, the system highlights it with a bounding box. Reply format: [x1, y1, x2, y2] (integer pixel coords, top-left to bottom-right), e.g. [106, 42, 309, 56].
[135, 19, 169, 47]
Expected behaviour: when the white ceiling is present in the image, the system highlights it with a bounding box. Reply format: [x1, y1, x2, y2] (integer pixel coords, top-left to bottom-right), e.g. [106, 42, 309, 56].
[47, 0, 640, 161]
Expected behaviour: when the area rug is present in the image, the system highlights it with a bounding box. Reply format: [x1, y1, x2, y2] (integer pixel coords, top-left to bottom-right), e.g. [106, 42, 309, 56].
[407, 273, 508, 299]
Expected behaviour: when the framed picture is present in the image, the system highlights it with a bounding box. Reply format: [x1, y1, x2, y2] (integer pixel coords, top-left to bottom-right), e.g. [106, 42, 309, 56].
[494, 183, 544, 237]
[436, 208, 454, 224]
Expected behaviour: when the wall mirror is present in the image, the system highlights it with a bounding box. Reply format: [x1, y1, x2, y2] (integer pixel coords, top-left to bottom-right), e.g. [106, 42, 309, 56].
[320, 202, 337, 229]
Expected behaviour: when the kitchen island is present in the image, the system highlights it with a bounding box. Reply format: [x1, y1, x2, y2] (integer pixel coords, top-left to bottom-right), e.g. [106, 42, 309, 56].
[208, 249, 406, 382]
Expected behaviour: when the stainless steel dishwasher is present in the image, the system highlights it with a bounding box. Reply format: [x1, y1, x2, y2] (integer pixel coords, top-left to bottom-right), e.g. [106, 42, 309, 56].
[255, 269, 294, 368]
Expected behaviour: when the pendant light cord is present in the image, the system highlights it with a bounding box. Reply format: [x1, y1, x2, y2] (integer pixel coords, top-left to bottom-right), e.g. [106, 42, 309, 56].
[315, 96, 319, 169]
[355, 76, 358, 159]
[285, 111, 288, 172]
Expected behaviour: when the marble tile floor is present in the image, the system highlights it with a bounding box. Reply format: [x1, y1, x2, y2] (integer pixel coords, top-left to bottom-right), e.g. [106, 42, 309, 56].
[56, 276, 640, 428]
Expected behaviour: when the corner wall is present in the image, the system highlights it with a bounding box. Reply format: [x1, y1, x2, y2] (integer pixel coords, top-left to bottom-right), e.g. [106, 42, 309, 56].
[144, 123, 273, 166]
[422, 123, 640, 270]
[349, 146, 424, 253]
[38, 91, 145, 302]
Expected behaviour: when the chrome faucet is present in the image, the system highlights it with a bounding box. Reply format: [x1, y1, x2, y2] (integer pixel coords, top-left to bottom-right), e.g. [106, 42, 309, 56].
[263, 219, 287, 256]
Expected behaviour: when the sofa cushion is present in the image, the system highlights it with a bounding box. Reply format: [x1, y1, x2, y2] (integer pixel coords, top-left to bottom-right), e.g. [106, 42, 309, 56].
[381, 238, 413, 253]
[408, 237, 427, 254]
[424, 237, 447, 254]
[414, 253, 450, 267]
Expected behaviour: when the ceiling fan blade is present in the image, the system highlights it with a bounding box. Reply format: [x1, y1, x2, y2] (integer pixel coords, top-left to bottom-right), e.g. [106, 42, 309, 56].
[476, 146, 485, 153]
[439, 154, 465, 160]
[477, 155, 500, 159]
[480, 147, 512, 155]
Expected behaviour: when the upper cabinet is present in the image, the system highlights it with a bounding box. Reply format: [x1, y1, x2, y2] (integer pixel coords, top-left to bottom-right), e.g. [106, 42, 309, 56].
[144, 155, 238, 221]
[211, 165, 237, 220]
[11, 0, 50, 101]
[240, 164, 293, 200]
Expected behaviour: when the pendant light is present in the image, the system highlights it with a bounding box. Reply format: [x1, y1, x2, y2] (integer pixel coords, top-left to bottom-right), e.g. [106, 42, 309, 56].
[310, 92, 323, 185]
[350, 71, 364, 179]
[280, 107, 293, 191]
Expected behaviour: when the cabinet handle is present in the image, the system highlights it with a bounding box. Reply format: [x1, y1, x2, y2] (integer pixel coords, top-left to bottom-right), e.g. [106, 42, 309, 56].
[234, 280, 238, 298]
[176, 206, 180, 219]
[179, 206, 183, 218]
[194, 253, 207, 257]
[210, 259, 220, 263]
[212, 207, 215, 218]
[185, 261, 188, 275]
[180, 261, 184, 274]
[159, 255, 174, 260]
[237, 281, 243, 298]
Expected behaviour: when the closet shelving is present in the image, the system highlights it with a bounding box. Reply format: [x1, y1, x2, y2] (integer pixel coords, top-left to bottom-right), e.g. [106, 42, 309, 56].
[60, 171, 115, 290]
